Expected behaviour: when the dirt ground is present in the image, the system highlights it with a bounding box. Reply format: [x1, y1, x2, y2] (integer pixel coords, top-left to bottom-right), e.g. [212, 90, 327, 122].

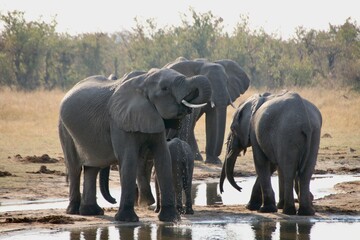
[0, 145, 359, 233]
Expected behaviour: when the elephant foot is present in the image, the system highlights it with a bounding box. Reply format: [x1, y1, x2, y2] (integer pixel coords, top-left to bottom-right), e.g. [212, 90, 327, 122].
[79, 204, 104, 216]
[158, 205, 180, 222]
[176, 206, 185, 214]
[282, 205, 297, 215]
[204, 156, 222, 165]
[297, 206, 315, 216]
[66, 200, 80, 214]
[138, 196, 155, 207]
[246, 202, 262, 211]
[258, 204, 277, 213]
[115, 207, 139, 222]
[194, 152, 203, 161]
[185, 206, 194, 215]
[277, 200, 284, 209]
[154, 205, 160, 213]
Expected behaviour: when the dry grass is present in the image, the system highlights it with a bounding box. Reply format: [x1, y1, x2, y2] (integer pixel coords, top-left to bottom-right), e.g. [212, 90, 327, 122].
[0, 86, 359, 165]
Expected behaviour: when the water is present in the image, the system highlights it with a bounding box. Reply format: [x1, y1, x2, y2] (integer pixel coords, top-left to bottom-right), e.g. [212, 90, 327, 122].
[2, 218, 360, 240]
[1, 174, 359, 240]
[1, 174, 356, 211]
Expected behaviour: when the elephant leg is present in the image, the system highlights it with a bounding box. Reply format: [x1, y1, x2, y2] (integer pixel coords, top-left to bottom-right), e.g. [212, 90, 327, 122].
[252, 144, 277, 213]
[277, 168, 285, 209]
[115, 144, 139, 222]
[184, 181, 193, 214]
[66, 165, 82, 214]
[204, 107, 226, 164]
[79, 166, 104, 215]
[279, 165, 296, 215]
[153, 135, 178, 222]
[59, 125, 82, 215]
[297, 173, 315, 216]
[154, 176, 161, 213]
[174, 175, 184, 214]
[137, 157, 155, 207]
[247, 177, 262, 211]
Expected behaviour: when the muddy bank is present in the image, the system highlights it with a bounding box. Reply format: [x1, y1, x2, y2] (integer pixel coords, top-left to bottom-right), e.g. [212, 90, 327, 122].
[0, 152, 359, 232]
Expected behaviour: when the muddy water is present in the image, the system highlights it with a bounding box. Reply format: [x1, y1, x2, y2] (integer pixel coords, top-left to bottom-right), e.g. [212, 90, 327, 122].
[1, 174, 358, 211]
[2, 218, 360, 240]
[1, 174, 360, 240]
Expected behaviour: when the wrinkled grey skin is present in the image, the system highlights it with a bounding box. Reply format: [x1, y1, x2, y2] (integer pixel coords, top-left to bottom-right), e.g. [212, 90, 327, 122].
[101, 138, 195, 214]
[59, 68, 211, 222]
[165, 57, 250, 164]
[155, 138, 194, 215]
[220, 91, 322, 215]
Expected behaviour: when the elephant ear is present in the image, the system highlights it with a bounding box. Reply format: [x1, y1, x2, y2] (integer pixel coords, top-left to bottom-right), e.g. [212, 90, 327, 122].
[109, 75, 165, 133]
[232, 94, 265, 149]
[215, 60, 250, 102]
[232, 100, 252, 149]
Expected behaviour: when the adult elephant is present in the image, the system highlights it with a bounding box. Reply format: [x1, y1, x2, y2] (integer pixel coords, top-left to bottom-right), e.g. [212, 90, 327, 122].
[59, 68, 211, 222]
[219, 91, 322, 215]
[165, 57, 250, 164]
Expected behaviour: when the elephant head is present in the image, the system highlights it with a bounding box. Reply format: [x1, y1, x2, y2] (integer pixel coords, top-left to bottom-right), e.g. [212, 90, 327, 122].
[109, 68, 212, 133]
[164, 57, 250, 164]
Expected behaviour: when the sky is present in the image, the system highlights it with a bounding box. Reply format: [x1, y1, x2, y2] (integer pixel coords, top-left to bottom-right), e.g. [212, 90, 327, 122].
[0, 0, 358, 39]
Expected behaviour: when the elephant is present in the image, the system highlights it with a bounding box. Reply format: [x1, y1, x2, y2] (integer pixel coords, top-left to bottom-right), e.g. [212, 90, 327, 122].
[100, 137, 195, 214]
[154, 138, 195, 215]
[219, 91, 322, 215]
[165, 57, 250, 164]
[58, 68, 212, 222]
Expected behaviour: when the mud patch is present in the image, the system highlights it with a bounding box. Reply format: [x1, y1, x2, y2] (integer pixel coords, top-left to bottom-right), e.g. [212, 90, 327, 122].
[0, 171, 12, 177]
[26, 165, 65, 176]
[12, 154, 63, 163]
[4, 215, 84, 224]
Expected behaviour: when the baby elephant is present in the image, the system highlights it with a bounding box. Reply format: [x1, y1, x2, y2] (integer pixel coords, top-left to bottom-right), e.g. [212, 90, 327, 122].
[220, 91, 322, 216]
[155, 138, 195, 215]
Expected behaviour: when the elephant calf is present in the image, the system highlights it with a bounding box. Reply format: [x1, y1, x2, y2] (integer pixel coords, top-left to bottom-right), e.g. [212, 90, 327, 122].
[154, 138, 195, 214]
[220, 91, 322, 216]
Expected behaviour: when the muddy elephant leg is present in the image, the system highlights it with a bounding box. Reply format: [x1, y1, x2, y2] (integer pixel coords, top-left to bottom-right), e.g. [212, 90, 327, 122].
[204, 106, 226, 164]
[297, 173, 315, 216]
[66, 165, 82, 214]
[153, 134, 178, 222]
[59, 125, 82, 214]
[277, 168, 285, 209]
[137, 157, 155, 207]
[252, 144, 277, 213]
[79, 166, 104, 215]
[116, 157, 139, 222]
[154, 177, 161, 213]
[247, 177, 262, 211]
[279, 164, 296, 215]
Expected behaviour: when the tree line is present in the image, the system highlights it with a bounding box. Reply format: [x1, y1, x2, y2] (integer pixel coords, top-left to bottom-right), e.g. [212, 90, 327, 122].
[0, 10, 359, 91]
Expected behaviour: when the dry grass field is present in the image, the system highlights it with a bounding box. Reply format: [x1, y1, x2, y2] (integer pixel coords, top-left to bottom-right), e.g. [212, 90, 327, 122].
[0, 86, 359, 164]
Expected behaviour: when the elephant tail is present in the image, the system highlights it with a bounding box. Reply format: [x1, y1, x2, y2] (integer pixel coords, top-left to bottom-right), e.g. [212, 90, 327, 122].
[99, 166, 117, 204]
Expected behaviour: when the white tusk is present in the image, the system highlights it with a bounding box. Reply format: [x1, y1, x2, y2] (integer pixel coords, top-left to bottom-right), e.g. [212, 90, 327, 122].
[181, 100, 207, 108]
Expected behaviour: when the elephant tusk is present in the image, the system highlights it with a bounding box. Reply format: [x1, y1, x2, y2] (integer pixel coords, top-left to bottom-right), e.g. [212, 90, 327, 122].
[181, 100, 207, 108]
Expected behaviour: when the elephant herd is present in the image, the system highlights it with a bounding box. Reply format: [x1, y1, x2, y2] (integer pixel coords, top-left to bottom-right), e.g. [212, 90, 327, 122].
[59, 57, 322, 222]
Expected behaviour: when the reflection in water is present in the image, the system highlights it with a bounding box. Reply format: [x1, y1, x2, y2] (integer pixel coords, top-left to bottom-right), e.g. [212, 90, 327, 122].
[54, 220, 316, 240]
[3, 219, 360, 240]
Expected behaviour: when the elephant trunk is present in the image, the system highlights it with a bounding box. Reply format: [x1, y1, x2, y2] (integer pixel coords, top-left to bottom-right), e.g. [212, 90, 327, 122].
[175, 75, 212, 108]
[99, 166, 117, 204]
[219, 132, 242, 193]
